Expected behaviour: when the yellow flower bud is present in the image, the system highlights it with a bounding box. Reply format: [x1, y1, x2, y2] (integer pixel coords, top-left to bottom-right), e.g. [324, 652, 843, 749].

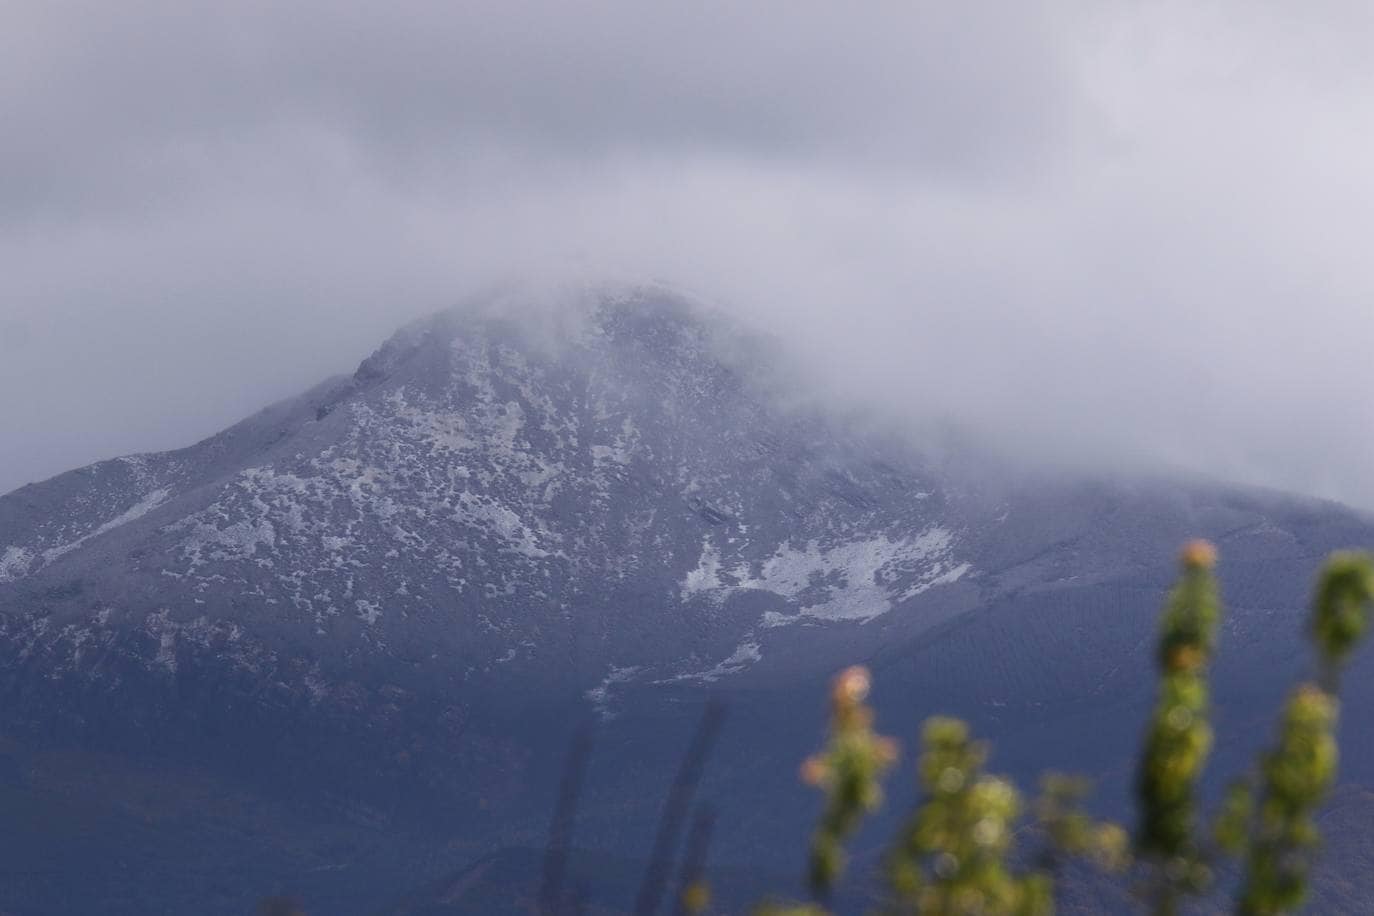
[833, 665, 871, 705]
[800, 755, 828, 786]
[1181, 539, 1217, 570]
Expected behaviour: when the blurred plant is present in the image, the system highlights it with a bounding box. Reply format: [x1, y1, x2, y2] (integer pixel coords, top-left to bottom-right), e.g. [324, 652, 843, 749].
[1234, 685, 1339, 914]
[1033, 774, 1130, 881]
[1309, 552, 1374, 692]
[801, 665, 899, 904]
[754, 903, 830, 916]
[1212, 776, 1254, 859]
[754, 668, 895, 915]
[737, 545, 1374, 915]
[886, 717, 1047, 915]
[1134, 540, 1222, 912]
[1224, 552, 1374, 914]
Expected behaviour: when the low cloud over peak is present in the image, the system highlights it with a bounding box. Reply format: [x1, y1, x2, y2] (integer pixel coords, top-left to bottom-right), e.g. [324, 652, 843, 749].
[3, 2, 1373, 508]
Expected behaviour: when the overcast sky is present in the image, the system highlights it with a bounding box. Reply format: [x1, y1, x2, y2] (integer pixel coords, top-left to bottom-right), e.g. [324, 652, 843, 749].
[3, 1, 1374, 508]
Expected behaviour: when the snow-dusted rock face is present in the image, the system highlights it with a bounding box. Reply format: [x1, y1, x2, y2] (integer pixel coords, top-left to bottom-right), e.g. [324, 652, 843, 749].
[0, 290, 980, 719]
[6, 287, 1370, 731]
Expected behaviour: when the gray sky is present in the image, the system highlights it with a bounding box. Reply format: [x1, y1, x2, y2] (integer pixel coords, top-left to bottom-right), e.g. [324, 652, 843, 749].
[3, 1, 1374, 508]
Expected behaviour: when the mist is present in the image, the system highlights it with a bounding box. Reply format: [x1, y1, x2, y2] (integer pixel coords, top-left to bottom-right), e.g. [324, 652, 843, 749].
[3, 1, 1373, 508]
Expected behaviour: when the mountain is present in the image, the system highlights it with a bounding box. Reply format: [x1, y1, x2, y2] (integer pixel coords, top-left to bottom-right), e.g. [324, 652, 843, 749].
[2, 287, 1373, 914]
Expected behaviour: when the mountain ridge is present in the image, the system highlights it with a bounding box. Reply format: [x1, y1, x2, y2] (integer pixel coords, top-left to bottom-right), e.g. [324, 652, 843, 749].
[0, 289, 983, 701]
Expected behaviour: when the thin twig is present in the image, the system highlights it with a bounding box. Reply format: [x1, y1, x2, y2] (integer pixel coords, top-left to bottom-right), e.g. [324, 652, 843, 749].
[540, 720, 596, 916]
[672, 805, 717, 916]
[632, 699, 728, 916]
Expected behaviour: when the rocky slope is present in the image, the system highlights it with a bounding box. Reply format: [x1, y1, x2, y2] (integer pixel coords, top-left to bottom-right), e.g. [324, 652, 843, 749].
[0, 292, 977, 703]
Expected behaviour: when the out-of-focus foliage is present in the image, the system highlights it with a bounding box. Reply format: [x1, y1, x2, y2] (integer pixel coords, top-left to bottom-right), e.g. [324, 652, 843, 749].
[1227, 552, 1374, 915]
[1033, 774, 1130, 876]
[1309, 552, 1374, 688]
[678, 879, 711, 915]
[753, 668, 895, 915]
[1213, 777, 1255, 858]
[753, 904, 830, 916]
[739, 545, 1374, 916]
[801, 666, 899, 901]
[885, 716, 1043, 915]
[1135, 540, 1223, 910]
[1236, 685, 1339, 914]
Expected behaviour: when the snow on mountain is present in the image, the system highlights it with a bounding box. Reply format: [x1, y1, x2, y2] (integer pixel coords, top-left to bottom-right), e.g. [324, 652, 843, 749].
[0, 289, 976, 714]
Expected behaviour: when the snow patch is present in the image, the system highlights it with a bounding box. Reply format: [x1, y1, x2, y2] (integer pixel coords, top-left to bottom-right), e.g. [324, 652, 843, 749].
[592, 417, 639, 466]
[456, 493, 552, 558]
[586, 665, 641, 719]
[146, 610, 179, 673]
[179, 517, 277, 566]
[387, 388, 478, 452]
[40, 488, 172, 567]
[899, 561, 972, 601]
[356, 600, 382, 625]
[680, 537, 724, 599]
[681, 528, 969, 623]
[670, 640, 762, 683]
[304, 668, 331, 702]
[0, 546, 34, 584]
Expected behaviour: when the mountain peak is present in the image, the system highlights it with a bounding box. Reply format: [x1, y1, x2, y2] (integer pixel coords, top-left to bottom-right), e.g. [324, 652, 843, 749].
[0, 288, 963, 705]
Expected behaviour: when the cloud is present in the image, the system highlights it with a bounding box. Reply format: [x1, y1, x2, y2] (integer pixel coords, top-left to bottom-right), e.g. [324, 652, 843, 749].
[2, 1, 1374, 508]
